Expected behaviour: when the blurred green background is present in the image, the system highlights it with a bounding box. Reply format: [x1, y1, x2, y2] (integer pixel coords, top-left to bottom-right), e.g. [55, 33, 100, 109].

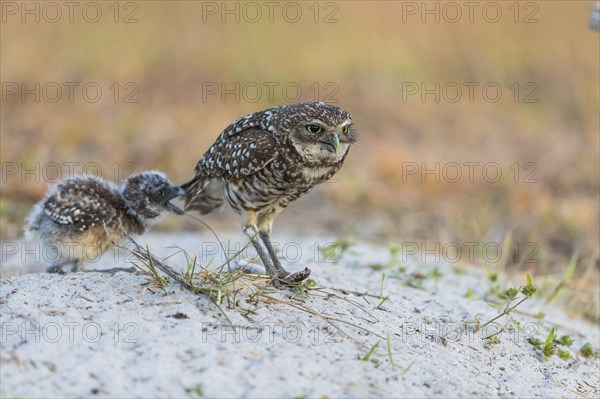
[1, 2, 598, 317]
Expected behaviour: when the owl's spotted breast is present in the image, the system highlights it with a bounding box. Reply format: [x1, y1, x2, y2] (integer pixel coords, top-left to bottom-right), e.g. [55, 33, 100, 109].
[224, 149, 343, 213]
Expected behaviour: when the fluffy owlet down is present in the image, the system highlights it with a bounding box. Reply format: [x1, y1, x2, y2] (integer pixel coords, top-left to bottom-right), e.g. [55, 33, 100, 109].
[182, 102, 356, 282]
[25, 172, 185, 273]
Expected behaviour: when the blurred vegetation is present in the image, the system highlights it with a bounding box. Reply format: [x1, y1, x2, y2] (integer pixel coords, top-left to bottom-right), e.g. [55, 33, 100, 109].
[1, 2, 598, 317]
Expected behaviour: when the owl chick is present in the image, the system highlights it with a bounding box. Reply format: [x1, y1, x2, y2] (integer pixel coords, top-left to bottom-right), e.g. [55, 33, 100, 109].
[25, 171, 185, 273]
[183, 102, 356, 282]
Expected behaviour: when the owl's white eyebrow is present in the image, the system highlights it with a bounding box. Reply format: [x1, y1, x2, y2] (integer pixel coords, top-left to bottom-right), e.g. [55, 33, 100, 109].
[339, 120, 352, 128]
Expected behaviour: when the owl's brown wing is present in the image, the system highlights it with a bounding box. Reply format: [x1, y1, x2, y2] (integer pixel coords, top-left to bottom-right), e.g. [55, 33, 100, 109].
[43, 179, 119, 232]
[196, 128, 277, 179]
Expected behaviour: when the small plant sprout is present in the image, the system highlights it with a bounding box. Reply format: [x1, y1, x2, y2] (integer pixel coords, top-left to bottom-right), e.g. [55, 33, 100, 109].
[465, 288, 475, 299]
[318, 238, 356, 262]
[182, 254, 199, 286]
[362, 341, 380, 362]
[369, 244, 402, 271]
[369, 263, 386, 271]
[452, 266, 468, 275]
[133, 245, 169, 292]
[360, 336, 396, 370]
[557, 349, 572, 360]
[546, 251, 578, 304]
[318, 243, 339, 262]
[376, 273, 390, 309]
[485, 268, 499, 283]
[476, 274, 537, 338]
[580, 343, 598, 359]
[400, 359, 416, 376]
[291, 278, 317, 299]
[386, 335, 396, 369]
[336, 238, 357, 253]
[534, 311, 545, 320]
[471, 314, 482, 331]
[388, 244, 401, 258]
[185, 384, 204, 398]
[404, 272, 426, 290]
[484, 335, 501, 349]
[428, 267, 443, 288]
[529, 331, 577, 361]
[528, 337, 543, 350]
[542, 328, 556, 361]
[387, 244, 403, 268]
[557, 335, 573, 347]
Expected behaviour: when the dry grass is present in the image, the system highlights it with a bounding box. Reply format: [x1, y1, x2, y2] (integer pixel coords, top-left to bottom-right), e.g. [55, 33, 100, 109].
[1, 2, 598, 317]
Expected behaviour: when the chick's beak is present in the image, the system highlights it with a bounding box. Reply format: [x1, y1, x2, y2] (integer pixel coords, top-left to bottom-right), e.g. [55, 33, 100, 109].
[163, 186, 186, 215]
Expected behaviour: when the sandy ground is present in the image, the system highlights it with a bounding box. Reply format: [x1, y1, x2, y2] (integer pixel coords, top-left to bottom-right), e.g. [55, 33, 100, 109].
[1, 232, 599, 398]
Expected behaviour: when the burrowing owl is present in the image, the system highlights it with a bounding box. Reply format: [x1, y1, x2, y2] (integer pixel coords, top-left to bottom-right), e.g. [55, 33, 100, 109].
[25, 172, 185, 273]
[183, 102, 356, 282]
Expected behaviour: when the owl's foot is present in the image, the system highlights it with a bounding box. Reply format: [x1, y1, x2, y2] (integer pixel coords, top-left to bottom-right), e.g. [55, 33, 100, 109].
[47, 260, 79, 274]
[47, 264, 66, 274]
[280, 267, 312, 284]
[243, 223, 312, 285]
[243, 224, 283, 279]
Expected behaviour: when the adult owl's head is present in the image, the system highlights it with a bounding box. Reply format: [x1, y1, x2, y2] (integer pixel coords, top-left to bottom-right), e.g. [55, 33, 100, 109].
[121, 171, 185, 220]
[274, 102, 356, 165]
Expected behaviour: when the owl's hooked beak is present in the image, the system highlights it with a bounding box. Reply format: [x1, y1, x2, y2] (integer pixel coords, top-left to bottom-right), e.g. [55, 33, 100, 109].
[319, 133, 340, 153]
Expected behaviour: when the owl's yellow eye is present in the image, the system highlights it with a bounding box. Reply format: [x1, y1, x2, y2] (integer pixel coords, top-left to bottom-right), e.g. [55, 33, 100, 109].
[342, 126, 349, 134]
[306, 124, 322, 134]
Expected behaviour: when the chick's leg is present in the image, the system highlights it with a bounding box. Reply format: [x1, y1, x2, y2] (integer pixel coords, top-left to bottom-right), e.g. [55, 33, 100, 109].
[47, 263, 65, 274]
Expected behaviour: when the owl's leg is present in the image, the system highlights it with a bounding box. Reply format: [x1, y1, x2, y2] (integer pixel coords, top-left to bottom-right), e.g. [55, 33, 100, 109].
[257, 211, 311, 283]
[242, 211, 277, 276]
[259, 230, 312, 283]
[257, 212, 290, 278]
[257, 212, 312, 283]
[259, 231, 289, 276]
[46, 244, 67, 273]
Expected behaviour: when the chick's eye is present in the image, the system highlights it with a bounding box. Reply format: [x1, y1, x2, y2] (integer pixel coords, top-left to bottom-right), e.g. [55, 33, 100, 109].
[306, 124, 322, 134]
[157, 188, 166, 196]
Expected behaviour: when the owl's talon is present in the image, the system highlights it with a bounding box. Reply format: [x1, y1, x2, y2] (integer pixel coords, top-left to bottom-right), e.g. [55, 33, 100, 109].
[280, 267, 311, 284]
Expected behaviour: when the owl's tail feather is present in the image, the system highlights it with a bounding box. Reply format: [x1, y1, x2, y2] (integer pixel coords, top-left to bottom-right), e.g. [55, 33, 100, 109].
[182, 176, 224, 215]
